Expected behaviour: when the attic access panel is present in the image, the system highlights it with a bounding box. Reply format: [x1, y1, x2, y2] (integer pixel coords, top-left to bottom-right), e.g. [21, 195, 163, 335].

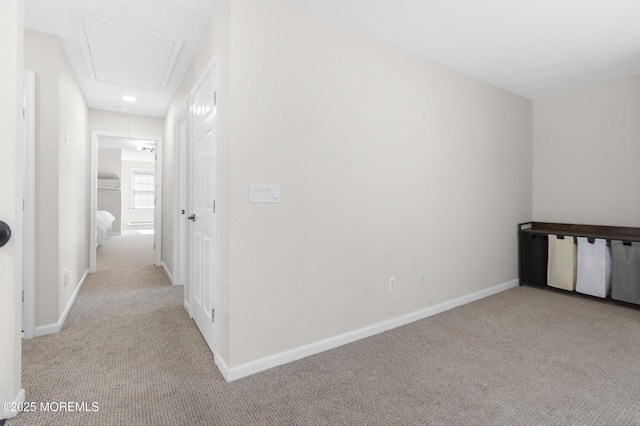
[74, 12, 183, 92]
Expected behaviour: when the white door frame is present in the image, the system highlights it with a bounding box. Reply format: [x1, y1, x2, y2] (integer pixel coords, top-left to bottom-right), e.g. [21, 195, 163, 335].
[22, 70, 36, 339]
[89, 131, 163, 273]
[173, 104, 188, 299]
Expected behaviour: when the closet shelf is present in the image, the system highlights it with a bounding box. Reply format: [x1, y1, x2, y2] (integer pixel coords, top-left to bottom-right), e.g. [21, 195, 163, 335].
[97, 177, 121, 190]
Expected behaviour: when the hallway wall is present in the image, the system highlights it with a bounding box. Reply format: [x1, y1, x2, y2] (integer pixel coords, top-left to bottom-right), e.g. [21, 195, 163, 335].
[57, 32, 90, 320]
[24, 29, 89, 333]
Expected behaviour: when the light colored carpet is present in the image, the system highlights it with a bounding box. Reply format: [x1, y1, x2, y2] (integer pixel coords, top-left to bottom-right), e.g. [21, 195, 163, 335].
[9, 264, 640, 424]
[96, 230, 155, 271]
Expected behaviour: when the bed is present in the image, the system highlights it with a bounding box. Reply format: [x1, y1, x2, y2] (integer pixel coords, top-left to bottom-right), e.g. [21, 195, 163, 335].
[96, 210, 116, 246]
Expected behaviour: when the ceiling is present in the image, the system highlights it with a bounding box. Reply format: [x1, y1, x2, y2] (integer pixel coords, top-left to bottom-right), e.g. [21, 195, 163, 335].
[287, 0, 640, 99]
[24, 0, 216, 117]
[25, 1, 640, 118]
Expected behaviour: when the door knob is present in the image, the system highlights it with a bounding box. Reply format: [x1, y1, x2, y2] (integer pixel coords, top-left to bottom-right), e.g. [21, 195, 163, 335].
[187, 214, 196, 222]
[0, 221, 11, 248]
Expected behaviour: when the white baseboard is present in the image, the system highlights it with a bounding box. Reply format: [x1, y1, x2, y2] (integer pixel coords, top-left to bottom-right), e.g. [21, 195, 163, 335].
[184, 301, 192, 317]
[34, 269, 89, 337]
[161, 261, 174, 285]
[218, 279, 519, 382]
[0, 388, 25, 420]
[215, 353, 230, 380]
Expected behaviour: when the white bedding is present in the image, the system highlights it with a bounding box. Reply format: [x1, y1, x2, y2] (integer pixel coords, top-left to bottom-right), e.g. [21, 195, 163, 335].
[96, 210, 116, 246]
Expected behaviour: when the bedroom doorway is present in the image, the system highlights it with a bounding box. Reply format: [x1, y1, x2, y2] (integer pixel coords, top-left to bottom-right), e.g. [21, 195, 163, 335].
[89, 131, 163, 273]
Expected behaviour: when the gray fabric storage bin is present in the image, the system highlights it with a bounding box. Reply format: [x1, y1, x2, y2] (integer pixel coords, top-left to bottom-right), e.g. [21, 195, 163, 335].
[611, 241, 640, 305]
[576, 237, 611, 298]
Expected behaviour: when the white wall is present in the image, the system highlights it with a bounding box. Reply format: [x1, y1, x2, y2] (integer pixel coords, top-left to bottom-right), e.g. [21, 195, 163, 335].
[121, 161, 156, 229]
[24, 29, 89, 331]
[165, 0, 532, 371]
[0, 0, 24, 419]
[533, 75, 640, 227]
[57, 39, 90, 319]
[225, 0, 532, 366]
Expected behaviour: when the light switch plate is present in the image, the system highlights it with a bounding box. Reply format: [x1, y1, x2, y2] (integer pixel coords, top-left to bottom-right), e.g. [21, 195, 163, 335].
[250, 183, 281, 203]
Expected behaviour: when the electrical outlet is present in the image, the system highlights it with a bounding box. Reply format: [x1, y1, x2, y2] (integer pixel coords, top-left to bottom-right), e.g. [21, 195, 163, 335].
[389, 276, 396, 292]
[420, 271, 426, 286]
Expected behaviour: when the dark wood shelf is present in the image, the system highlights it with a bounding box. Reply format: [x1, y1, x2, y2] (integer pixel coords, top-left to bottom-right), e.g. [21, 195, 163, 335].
[519, 222, 640, 243]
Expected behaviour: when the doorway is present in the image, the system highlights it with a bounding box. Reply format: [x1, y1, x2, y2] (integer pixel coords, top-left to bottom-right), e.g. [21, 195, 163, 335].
[89, 131, 163, 273]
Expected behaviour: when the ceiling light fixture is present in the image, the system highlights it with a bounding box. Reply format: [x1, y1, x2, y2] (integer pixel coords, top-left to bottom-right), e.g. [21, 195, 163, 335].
[137, 145, 156, 154]
[122, 95, 136, 102]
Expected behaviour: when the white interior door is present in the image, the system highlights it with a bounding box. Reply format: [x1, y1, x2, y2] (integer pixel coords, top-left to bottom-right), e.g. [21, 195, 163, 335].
[189, 60, 217, 353]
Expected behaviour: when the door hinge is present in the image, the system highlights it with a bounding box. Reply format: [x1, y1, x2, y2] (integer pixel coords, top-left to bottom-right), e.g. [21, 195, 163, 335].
[213, 200, 215, 213]
[153, 243, 156, 250]
[211, 308, 215, 322]
[22, 291, 24, 302]
[214, 91, 217, 106]
[181, 209, 185, 215]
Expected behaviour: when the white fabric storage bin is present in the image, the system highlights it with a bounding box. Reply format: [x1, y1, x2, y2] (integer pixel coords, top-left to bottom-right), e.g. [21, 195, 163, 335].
[575, 237, 611, 298]
[547, 235, 577, 291]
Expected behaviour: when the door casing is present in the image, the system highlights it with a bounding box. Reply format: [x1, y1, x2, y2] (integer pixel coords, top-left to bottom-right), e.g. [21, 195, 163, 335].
[89, 131, 163, 273]
[22, 70, 36, 339]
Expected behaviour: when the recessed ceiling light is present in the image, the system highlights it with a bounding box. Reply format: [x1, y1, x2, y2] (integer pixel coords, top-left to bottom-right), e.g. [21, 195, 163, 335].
[122, 95, 136, 102]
